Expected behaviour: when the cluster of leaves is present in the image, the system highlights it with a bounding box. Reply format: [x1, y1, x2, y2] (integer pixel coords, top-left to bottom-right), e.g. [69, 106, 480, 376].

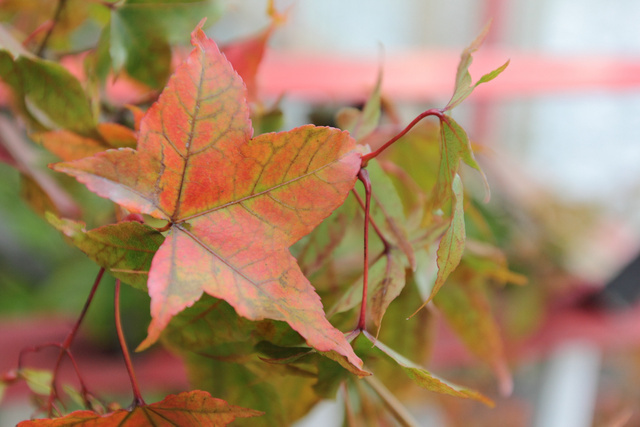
[0, 1, 517, 425]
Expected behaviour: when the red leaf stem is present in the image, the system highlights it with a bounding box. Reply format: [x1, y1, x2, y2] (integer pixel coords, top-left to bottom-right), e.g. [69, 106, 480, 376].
[357, 169, 372, 331]
[16, 268, 105, 415]
[114, 279, 146, 407]
[351, 188, 391, 251]
[360, 108, 444, 166]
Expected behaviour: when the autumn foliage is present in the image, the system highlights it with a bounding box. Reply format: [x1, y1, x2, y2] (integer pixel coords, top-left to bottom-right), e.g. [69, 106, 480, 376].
[0, 2, 515, 425]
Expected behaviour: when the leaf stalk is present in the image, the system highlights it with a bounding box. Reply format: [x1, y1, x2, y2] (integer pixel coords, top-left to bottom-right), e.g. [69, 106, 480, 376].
[114, 279, 146, 407]
[360, 108, 445, 166]
[356, 169, 372, 331]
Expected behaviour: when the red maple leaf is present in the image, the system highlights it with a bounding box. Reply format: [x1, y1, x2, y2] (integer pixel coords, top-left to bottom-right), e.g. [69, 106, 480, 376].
[18, 390, 262, 426]
[53, 22, 365, 372]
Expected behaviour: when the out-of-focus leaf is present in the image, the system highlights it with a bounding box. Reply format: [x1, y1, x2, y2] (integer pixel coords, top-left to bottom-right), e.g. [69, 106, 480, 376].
[20, 174, 59, 217]
[126, 104, 146, 131]
[464, 240, 527, 286]
[33, 122, 136, 162]
[34, 131, 110, 162]
[434, 266, 512, 396]
[19, 368, 52, 396]
[293, 195, 358, 279]
[336, 66, 382, 141]
[0, 0, 92, 52]
[251, 106, 284, 135]
[110, 16, 172, 89]
[95, 123, 137, 148]
[221, 28, 272, 102]
[362, 331, 493, 407]
[0, 115, 80, 218]
[0, 47, 96, 134]
[46, 213, 163, 291]
[18, 390, 262, 426]
[108, 0, 222, 88]
[329, 249, 405, 333]
[114, 0, 222, 44]
[163, 296, 303, 360]
[374, 272, 435, 390]
[444, 23, 509, 111]
[185, 354, 318, 427]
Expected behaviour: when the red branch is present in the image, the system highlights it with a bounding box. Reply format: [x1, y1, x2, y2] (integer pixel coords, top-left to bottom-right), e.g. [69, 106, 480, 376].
[356, 169, 372, 331]
[114, 279, 146, 407]
[360, 108, 445, 166]
[17, 267, 106, 416]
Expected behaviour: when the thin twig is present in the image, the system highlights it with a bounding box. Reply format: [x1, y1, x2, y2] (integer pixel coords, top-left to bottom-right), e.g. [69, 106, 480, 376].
[361, 108, 444, 166]
[114, 279, 146, 407]
[17, 268, 106, 415]
[356, 169, 372, 331]
[36, 0, 68, 57]
[49, 267, 105, 412]
[351, 188, 391, 251]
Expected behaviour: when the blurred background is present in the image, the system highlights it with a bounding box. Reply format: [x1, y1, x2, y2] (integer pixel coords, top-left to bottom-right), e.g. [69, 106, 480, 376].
[2, 0, 640, 425]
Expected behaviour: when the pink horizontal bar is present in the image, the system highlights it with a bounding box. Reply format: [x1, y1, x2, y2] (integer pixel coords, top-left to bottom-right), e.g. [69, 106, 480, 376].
[257, 49, 640, 103]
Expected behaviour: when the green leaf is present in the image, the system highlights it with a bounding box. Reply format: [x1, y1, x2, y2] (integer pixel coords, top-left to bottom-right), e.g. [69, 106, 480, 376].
[375, 273, 435, 386]
[162, 296, 303, 360]
[46, 213, 164, 291]
[434, 267, 512, 396]
[432, 116, 488, 210]
[0, 48, 96, 134]
[108, 0, 222, 88]
[430, 174, 466, 301]
[292, 194, 358, 279]
[444, 23, 509, 111]
[185, 353, 319, 427]
[19, 368, 53, 396]
[362, 331, 493, 407]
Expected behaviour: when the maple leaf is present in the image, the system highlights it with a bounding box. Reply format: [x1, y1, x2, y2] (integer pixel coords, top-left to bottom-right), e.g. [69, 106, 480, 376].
[18, 390, 262, 426]
[53, 23, 366, 373]
[444, 22, 510, 112]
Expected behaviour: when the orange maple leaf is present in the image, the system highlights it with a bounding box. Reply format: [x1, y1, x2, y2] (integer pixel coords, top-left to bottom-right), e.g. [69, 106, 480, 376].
[53, 23, 365, 373]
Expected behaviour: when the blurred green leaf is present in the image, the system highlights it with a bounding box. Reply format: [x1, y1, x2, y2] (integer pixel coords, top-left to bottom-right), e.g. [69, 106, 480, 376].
[0, 49, 96, 134]
[434, 265, 512, 396]
[20, 368, 53, 396]
[362, 331, 493, 407]
[107, 0, 222, 88]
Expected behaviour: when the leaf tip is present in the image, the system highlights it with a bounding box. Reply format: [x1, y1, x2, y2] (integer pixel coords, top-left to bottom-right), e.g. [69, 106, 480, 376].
[135, 334, 156, 352]
[191, 18, 209, 50]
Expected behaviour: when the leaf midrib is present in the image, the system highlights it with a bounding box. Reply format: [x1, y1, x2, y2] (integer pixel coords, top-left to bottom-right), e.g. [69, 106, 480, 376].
[171, 50, 205, 222]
